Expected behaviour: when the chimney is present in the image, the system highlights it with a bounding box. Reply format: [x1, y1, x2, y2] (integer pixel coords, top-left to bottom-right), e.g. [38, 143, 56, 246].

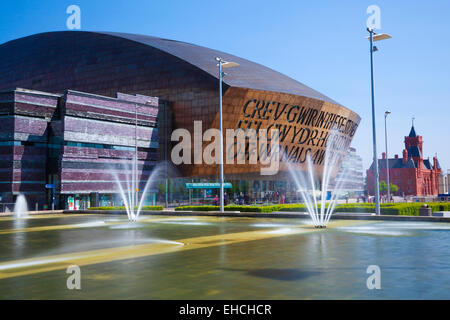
[402, 149, 408, 164]
[382, 152, 386, 159]
[433, 156, 438, 170]
[394, 154, 399, 159]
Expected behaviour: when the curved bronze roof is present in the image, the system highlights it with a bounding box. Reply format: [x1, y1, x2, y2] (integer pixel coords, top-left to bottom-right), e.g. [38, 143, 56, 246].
[0, 31, 341, 105]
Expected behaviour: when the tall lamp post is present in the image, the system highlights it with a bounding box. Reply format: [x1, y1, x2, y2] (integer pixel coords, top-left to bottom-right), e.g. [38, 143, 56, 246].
[384, 110, 391, 202]
[367, 28, 391, 215]
[216, 57, 239, 213]
[134, 101, 153, 211]
[135, 103, 138, 211]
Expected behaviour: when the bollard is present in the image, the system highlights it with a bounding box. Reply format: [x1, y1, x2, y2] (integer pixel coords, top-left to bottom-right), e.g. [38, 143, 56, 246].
[418, 204, 431, 216]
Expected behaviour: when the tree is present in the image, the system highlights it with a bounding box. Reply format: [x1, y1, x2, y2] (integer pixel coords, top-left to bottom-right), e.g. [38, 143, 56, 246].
[379, 180, 399, 195]
[390, 183, 399, 194]
[364, 176, 368, 196]
[241, 180, 249, 193]
[157, 182, 165, 201]
[230, 180, 240, 195]
[379, 181, 387, 193]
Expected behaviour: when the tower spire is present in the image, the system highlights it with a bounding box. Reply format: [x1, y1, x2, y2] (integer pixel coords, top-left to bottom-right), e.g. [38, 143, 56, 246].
[408, 120, 417, 138]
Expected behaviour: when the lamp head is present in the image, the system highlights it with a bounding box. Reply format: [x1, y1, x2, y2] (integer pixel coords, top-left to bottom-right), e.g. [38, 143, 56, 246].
[372, 33, 392, 42]
[222, 61, 239, 68]
[366, 33, 392, 41]
[215, 57, 239, 69]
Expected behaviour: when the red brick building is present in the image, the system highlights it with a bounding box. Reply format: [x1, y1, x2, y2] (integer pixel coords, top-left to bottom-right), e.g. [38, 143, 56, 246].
[367, 125, 441, 196]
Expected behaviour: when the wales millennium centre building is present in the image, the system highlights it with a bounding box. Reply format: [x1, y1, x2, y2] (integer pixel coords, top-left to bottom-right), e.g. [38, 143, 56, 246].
[0, 31, 360, 210]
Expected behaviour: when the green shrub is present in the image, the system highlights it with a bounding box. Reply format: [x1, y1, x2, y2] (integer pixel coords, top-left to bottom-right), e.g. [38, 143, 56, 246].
[174, 205, 283, 212]
[88, 205, 164, 211]
[176, 203, 309, 213]
[174, 202, 450, 216]
[278, 204, 308, 212]
[334, 202, 449, 216]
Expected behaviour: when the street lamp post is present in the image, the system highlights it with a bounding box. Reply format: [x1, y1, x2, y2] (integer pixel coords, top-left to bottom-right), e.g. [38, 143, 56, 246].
[367, 28, 391, 215]
[163, 101, 168, 208]
[216, 57, 239, 213]
[384, 110, 391, 202]
[135, 103, 138, 211]
[134, 101, 154, 211]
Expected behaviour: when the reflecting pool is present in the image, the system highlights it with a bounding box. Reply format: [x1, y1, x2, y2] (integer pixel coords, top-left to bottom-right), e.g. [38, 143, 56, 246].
[0, 214, 448, 299]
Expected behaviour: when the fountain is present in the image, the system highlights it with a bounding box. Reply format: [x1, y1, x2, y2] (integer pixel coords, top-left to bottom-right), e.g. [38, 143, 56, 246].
[285, 131, 350, 228]
[13, 194, 29, 218]
[112, 158, 170, 222]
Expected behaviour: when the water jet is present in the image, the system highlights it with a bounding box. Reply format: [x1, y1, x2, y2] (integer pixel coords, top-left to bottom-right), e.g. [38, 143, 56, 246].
[285, 131, 350, 228]
[13, 194, 28, 218]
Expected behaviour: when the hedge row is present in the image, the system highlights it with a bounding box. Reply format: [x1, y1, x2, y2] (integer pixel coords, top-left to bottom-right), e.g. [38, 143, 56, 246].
[88, 205, 164, 211]
[87, 202, 450, 216]
[174, 205, 288, 212]
[175, 202, 450, 216]
[334, 203, 450, 216]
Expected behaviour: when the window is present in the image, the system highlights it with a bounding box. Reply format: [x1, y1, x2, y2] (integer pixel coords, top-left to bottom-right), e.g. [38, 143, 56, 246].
[64, 141, 158, 153]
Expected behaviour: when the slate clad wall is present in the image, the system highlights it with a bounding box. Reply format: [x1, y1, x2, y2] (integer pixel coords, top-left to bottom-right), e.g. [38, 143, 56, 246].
[59, 90, 159, 195]
[0, 88, 158, 208]
[0, 89, 59, 204]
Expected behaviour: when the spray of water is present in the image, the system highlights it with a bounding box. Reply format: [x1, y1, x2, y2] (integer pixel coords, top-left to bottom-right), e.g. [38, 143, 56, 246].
[13, 194, 28, 218]
[111, 159, 169, 222]
[285, 130, 350, 228]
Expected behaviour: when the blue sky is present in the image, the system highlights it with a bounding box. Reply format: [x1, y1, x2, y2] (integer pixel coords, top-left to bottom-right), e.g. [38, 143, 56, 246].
[1, 0, 449, 173]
